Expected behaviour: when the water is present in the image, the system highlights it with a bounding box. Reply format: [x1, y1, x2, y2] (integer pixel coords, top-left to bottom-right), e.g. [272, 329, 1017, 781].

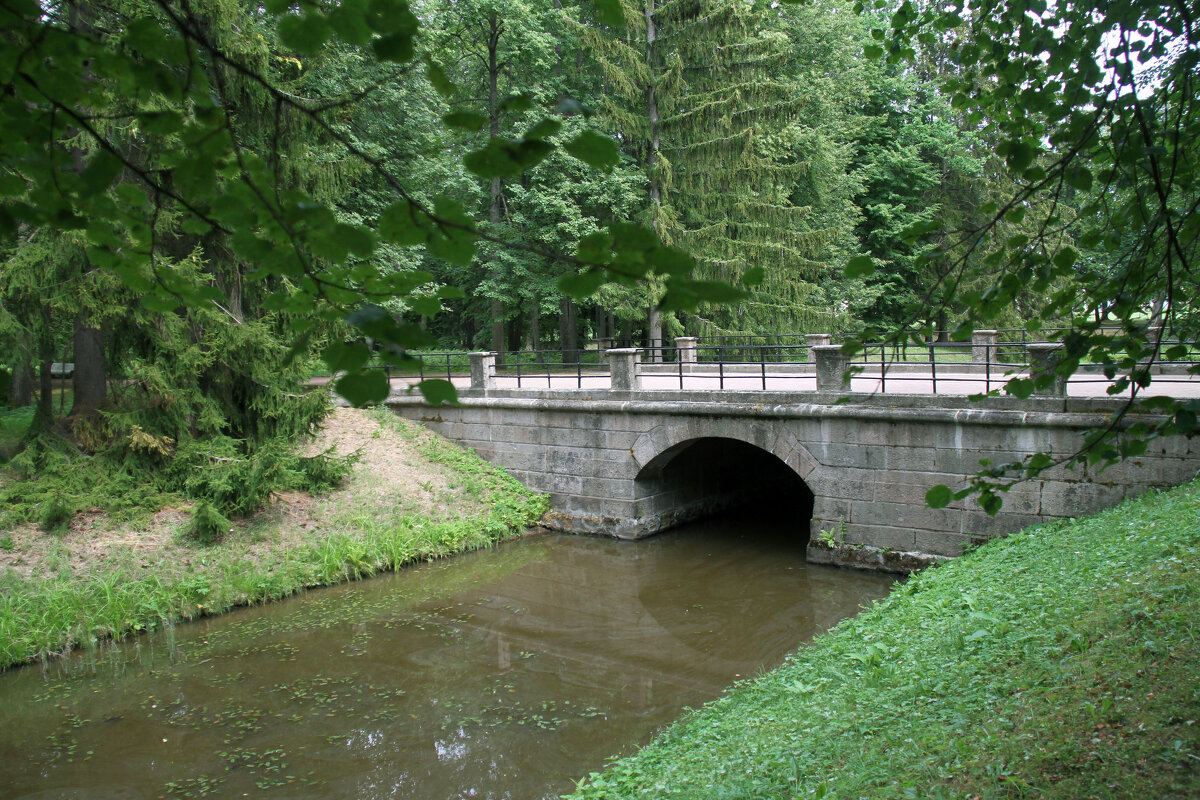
[0, 516, 895, 799]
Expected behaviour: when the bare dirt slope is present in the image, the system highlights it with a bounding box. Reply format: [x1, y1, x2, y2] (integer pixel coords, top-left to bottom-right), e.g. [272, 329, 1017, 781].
[0, 408, 478, 580]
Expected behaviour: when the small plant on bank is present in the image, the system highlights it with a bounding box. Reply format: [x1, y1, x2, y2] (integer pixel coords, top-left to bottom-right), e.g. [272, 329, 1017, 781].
[186, 502, 233, 546]
[38, 495, 74, 534]
[814, 521, 846, 549]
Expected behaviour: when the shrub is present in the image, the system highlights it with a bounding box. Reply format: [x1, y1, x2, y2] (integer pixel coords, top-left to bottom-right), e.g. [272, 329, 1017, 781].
[186, 502, 232, 545]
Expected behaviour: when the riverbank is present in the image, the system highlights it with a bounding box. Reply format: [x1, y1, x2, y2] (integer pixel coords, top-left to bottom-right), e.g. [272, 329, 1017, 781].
[568, 478, 1200, 799]
[0, 408, 548, 670]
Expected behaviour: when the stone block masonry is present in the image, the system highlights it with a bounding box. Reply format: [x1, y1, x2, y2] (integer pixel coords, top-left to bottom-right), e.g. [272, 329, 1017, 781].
[386, 388, 1200, 573]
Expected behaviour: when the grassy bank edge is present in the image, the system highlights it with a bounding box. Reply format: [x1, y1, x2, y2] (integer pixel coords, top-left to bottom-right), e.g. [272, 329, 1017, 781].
[567, 479, 1200, 800]
[0, 416, 550, 671]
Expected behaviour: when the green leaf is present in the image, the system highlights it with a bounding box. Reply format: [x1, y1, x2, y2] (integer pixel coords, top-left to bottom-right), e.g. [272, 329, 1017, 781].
[844, 254, 875, 278]
[443, 112, 487, 132]
[864, 43, 884, 59]
[897, 218, 940, 241]
[742, 266, 765, 287]
[464, 139, 523, 179]
[138, 110, 184, 136]
[1004, 139, 1039, 173]
[424, 57, 457, 98]
[1064, 163, 1093, 192]
[277, 13, 332, 55]
[141, 291, 180, 313]
[373, 31, 415, 63]
[336, 370, 390, 407]
[1027, 452, 1054, 472]
[498, 94, 534, 113]
[925, 485, 953, 508]
[558, 269, 607, 299]
[525, 118, 563, 140]
[1005, 378, 1034, 399]
[565, 130, 620, 171]
[365, 0, 418, 35]
[378, 201, 428, 246]
[415, 379, 458, 406]
[331, 0, 373, 46]
[338, 223, 376, 257]
[80, 151, 122, 197]
[425, 198, 477, 265]
[658, 278, 749, 312]
[513, 139, 554, 168]
[427, 226, 476, 266]
[593, 0, 625, 27]
[1052, 247, 1078, 269]
[408, 295, 443, 317]
[979, 491, 1003, 516]
[323, 340, 371, 373]
[554, 97, 590, 116]
[0, 170, 26, 197]
[650, 246, 695, 276]
[577, 231, 613, 263]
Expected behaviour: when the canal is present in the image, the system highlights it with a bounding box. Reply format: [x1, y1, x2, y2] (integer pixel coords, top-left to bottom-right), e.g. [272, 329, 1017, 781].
[0, 515, 895, 799]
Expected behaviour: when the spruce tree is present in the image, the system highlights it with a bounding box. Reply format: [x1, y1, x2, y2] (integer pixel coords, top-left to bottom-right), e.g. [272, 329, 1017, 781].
[571, 0, 847, 338]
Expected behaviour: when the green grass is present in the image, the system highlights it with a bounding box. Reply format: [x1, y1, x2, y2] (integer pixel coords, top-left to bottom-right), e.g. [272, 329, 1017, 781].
[0, 405, 35, 460]
[0, 413, 549, 670]
[567, 479, 1200, 800]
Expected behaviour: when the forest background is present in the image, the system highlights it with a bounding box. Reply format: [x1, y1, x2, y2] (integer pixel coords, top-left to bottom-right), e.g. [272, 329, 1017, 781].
[0, 0, 1195, 528]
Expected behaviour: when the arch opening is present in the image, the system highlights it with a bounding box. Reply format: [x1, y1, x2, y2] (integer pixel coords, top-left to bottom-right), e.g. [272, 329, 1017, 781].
[634, 437, 814, 543]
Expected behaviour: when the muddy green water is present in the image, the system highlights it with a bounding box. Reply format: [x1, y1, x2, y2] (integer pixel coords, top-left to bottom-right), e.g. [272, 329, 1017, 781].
[0, 517, 894, 799]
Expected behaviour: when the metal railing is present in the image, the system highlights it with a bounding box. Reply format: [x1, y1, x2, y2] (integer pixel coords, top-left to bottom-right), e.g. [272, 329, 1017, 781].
[363, 334, 1199, 397]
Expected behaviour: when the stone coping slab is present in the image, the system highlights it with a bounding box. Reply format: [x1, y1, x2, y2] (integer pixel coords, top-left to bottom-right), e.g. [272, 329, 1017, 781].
[385, 390, 1162, 431]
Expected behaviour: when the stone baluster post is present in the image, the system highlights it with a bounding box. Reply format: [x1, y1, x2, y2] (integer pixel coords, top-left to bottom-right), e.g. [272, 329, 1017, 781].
[805, 333, 832, 362]
[468, 351, 496, 390]
[972, 330, 999, 365]
[812, 344, 851, 392]
[607, 348, 642, 391]
[674, 336, 698, 364]
[1027, 343, 1067, 397]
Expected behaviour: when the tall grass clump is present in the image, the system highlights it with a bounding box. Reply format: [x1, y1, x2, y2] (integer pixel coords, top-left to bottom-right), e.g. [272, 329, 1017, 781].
[568, 479, 1200, 800]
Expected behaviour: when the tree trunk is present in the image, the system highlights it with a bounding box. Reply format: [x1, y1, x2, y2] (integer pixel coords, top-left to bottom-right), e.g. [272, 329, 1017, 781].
[8, 332, 34, 408]
[559, 296, 578, 364]
[71, 312, 106, 416]
[647, 304, 662, 360]
[35, 305, 53, 425]
[644, 0, 664, 361]
[529, 298, 540, 354]
[487, 14, 507, 366]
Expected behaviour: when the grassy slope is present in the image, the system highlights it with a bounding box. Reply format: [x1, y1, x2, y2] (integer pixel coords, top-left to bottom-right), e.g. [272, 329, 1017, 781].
[0, 413, 548, 670]
[569, 480, 1200, 800]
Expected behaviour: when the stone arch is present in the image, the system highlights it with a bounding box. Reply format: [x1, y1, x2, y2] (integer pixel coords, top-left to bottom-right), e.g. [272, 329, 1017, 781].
[632, 417, 818, 482]
[629, 419, 819, 538]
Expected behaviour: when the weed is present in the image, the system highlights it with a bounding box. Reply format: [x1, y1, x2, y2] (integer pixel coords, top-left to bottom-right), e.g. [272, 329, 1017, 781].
[813, 521, 845, 549]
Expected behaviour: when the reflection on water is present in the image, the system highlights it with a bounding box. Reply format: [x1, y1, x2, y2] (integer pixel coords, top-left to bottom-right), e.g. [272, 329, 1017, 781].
[0, 515, 895, 799]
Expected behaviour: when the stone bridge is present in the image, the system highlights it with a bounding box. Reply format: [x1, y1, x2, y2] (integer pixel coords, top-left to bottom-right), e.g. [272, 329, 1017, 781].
[385, 351, 1200, 572]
